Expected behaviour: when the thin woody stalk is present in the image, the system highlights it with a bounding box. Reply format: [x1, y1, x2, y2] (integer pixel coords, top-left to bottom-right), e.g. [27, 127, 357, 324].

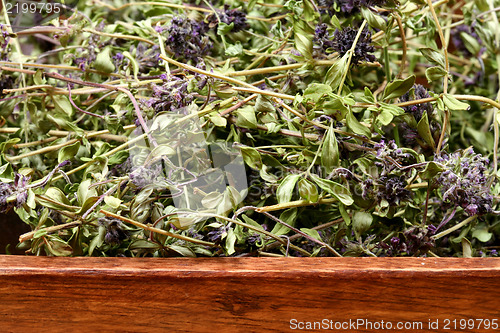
[100, 210, 217, 247]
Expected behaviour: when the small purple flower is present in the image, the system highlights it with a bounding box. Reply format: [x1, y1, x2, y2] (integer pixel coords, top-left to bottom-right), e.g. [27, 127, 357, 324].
[146, 75, 199, 114]
[390, 237, 400, 247]
[465, 204, 478, 216]
[133, 43, 161, 72]
[360, 178, 373, 199]
[128, 164, 164, 189]
[435, 148, 493, 216]
[491, 249, 498, 256]
[246, 233, 262, 246]
[74, 57, 89, 71]
[0, 24, 10, 49]
[374, 139, 413, 170]
[187, 228, 204, 240]
[114, 52, 124, 61]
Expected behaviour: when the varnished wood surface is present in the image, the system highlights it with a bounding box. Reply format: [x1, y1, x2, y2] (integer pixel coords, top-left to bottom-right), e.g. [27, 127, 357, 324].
[0, 257, 498, 332]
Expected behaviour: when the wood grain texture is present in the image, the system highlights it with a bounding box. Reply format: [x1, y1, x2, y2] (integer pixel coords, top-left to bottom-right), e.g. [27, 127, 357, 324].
[0, 257, 498, 332]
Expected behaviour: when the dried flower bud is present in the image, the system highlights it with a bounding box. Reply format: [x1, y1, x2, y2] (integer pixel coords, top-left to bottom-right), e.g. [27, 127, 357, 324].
[399, 84, 433, 122]
[379, 226, 435, 256]
[166, 17, 211, 63]
[314, 23, 335, 55]
[333, 27, 376, 65]
[0, 181, 14, 213]
[316, 0, 387, 16]
[147, 76, 196, 114]
[205, 6, 249, 33]
[0, 74, 13, 97]
[98, 217, 129, 245]
[377, 175, 412, 206]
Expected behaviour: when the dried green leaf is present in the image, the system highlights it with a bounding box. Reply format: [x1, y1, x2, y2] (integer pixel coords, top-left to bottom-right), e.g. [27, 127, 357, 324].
[352, 211, 373, 237]
[321, 124, 339, 174]
[442, 94, 470, 111]
[58, 141, 80, 163]
[277, 174, 300, 204]
[94, 47, 115, 73]
[240, 146, 263, 170]
[383, 75, 416, 100]
[346, 110, 370, 137]
[235, 106, 257, 129]
[419, 47, 446, 68]
[309, 174, 353, 206]
[298, 178, 319, 202]
[425, 66, 448, 82]
[271, 208, 297, 236]
[417, 112, 435, 150]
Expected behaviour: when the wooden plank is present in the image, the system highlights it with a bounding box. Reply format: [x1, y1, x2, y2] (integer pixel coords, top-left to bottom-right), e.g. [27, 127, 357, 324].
[0, 257, 498, 332]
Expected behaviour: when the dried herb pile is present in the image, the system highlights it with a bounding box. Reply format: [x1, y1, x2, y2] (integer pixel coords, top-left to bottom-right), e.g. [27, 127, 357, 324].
[0, 0, 499, 257]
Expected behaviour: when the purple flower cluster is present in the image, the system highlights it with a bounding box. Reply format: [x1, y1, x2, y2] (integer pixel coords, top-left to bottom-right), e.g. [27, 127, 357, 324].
[98, 217, 129, 245]
[205, 6, 249, 32]
[314, 23, 335, 55]
[374, 139, 413, 170]
[0, 174, 29, 213]
[379, 226, 435, 256]
[0, 24, 10, 50]
[376, 175, 412, 206]
[207, 226, 227, 243]
[434, 148, 493, 216]
[246, 233, 263, 246]
[358, 140, 414, 206]
[399, 84, 433, 122]
[128, 164, 164, 189]
[166, 17, 212, 63]
[146, 75, 196, 114]
[398, 85, 442, 148]
[333, 27, 376, 65]
[73, 29, 101, 71]
[112, 52, 125, 70]
[316, 0, 386, 15]
[133, 43, 161, 73]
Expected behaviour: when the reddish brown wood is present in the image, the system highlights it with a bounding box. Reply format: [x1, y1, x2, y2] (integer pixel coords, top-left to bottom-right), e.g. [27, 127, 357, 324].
[0, 257, 498, 332]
